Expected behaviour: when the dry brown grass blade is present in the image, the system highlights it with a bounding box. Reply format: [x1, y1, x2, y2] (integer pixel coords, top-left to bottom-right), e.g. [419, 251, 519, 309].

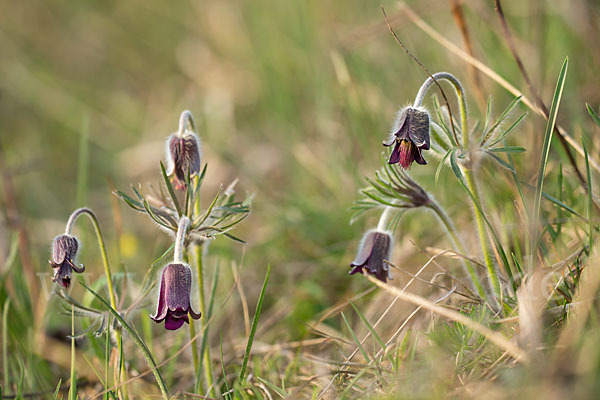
[448, 0, 486, 109]
[397, 1, 600, 175]
[366, 275, 529, 362]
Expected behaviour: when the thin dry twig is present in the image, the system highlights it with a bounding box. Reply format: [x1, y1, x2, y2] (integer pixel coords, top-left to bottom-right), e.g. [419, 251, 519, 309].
[381, 6, 460, 145]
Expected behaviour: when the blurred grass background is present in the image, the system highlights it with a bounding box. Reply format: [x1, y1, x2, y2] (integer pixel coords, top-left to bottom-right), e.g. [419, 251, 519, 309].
[1, 0, 600, 398]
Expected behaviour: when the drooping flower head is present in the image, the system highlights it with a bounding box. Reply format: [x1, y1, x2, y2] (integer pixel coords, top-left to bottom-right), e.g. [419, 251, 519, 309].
[384, 107, 430, 169]
[349, 229, 393, 282]
[165, 110, 202, 191]
[151, 263, 201, 330]
[50, 234, 85, 288]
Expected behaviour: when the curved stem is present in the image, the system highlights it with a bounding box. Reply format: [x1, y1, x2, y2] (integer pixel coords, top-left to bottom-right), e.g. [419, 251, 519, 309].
[428, 201, 487, 300]
[413, 72, 469, 148]
[174, 217, 190, 263]
[64, 208, 117, 311]
[178, 110, 196, 137]
[64, 207, 126, 397]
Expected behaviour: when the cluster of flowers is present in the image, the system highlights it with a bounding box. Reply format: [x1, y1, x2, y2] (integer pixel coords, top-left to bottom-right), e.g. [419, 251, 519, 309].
[49, 110, 237, 331]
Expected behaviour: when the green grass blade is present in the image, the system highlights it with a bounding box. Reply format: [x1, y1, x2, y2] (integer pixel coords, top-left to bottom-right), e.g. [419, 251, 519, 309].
[255, 376, 288, 398]
[341, 312, 370, 363]
[80, 283, 170, 400]
[532, 58, 568, 242]
[51, 379, 63, 400]
[349, 301, 395, 365]
[583, 139, 593, 252]
[238, 265, 271, 383]
[586, 103, 600, 127]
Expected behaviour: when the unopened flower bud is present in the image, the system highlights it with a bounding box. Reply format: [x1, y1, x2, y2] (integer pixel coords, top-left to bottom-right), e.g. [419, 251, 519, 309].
[165, 110, 202, 190]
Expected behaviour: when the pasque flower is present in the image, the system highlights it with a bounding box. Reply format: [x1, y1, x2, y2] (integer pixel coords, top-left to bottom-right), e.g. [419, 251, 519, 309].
[50, 234, 84, 288]
[384, 107, 430, 169]
[151, 216, 201, 330]
[151, 263, 201, 330]
[165, 110, 202, 190]
[349, 229, 393, 282]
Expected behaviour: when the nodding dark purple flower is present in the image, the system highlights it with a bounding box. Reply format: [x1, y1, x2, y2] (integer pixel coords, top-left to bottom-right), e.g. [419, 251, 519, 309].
[165, 132, 201, 191]
[50, 234, 84, 289]
[383, 107, 430, 169]
[349, 230, 393, 282]
[151, 263, 201, 330]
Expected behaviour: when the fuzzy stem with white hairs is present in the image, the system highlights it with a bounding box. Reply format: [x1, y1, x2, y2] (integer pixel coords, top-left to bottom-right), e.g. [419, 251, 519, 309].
[173, 216, 191, 263]
[414, 73, 502, 301]
[413, 72, 469, 148]
[63, 207, 127, 397]
[376, 206, 394, 232]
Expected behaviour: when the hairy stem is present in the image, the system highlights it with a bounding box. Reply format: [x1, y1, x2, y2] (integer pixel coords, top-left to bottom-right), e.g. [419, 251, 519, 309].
[64, 207, 126, 396]
[191, 177, 216, 397]
[174, 217, 191, 263]
[413, 72, 469, 147]
[429, 200, 487, 299]
[376, 206, 394, 231]
[463, 169, 501, 299]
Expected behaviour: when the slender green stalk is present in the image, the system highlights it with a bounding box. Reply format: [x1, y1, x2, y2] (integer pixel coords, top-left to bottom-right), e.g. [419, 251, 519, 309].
[183, 245, 200, 390]
[191, 176, 216, 397]
[82, 284, 169, 400]
[188, 314, 199, 378]
[2, 299, 9, 390]
[429, 201, 487, 299]
[414, 73, 501, 299]
[65, 208, 118, 311]
[194, 242, 216, 396]
[464, 168, 500, 297]
[105, 315, 110, 400]
[68, 304, 77, 400]
[64, 207, 126, 397]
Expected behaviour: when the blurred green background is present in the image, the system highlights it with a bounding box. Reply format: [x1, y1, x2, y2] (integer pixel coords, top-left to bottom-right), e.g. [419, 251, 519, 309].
[1, 0, 600, 397]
